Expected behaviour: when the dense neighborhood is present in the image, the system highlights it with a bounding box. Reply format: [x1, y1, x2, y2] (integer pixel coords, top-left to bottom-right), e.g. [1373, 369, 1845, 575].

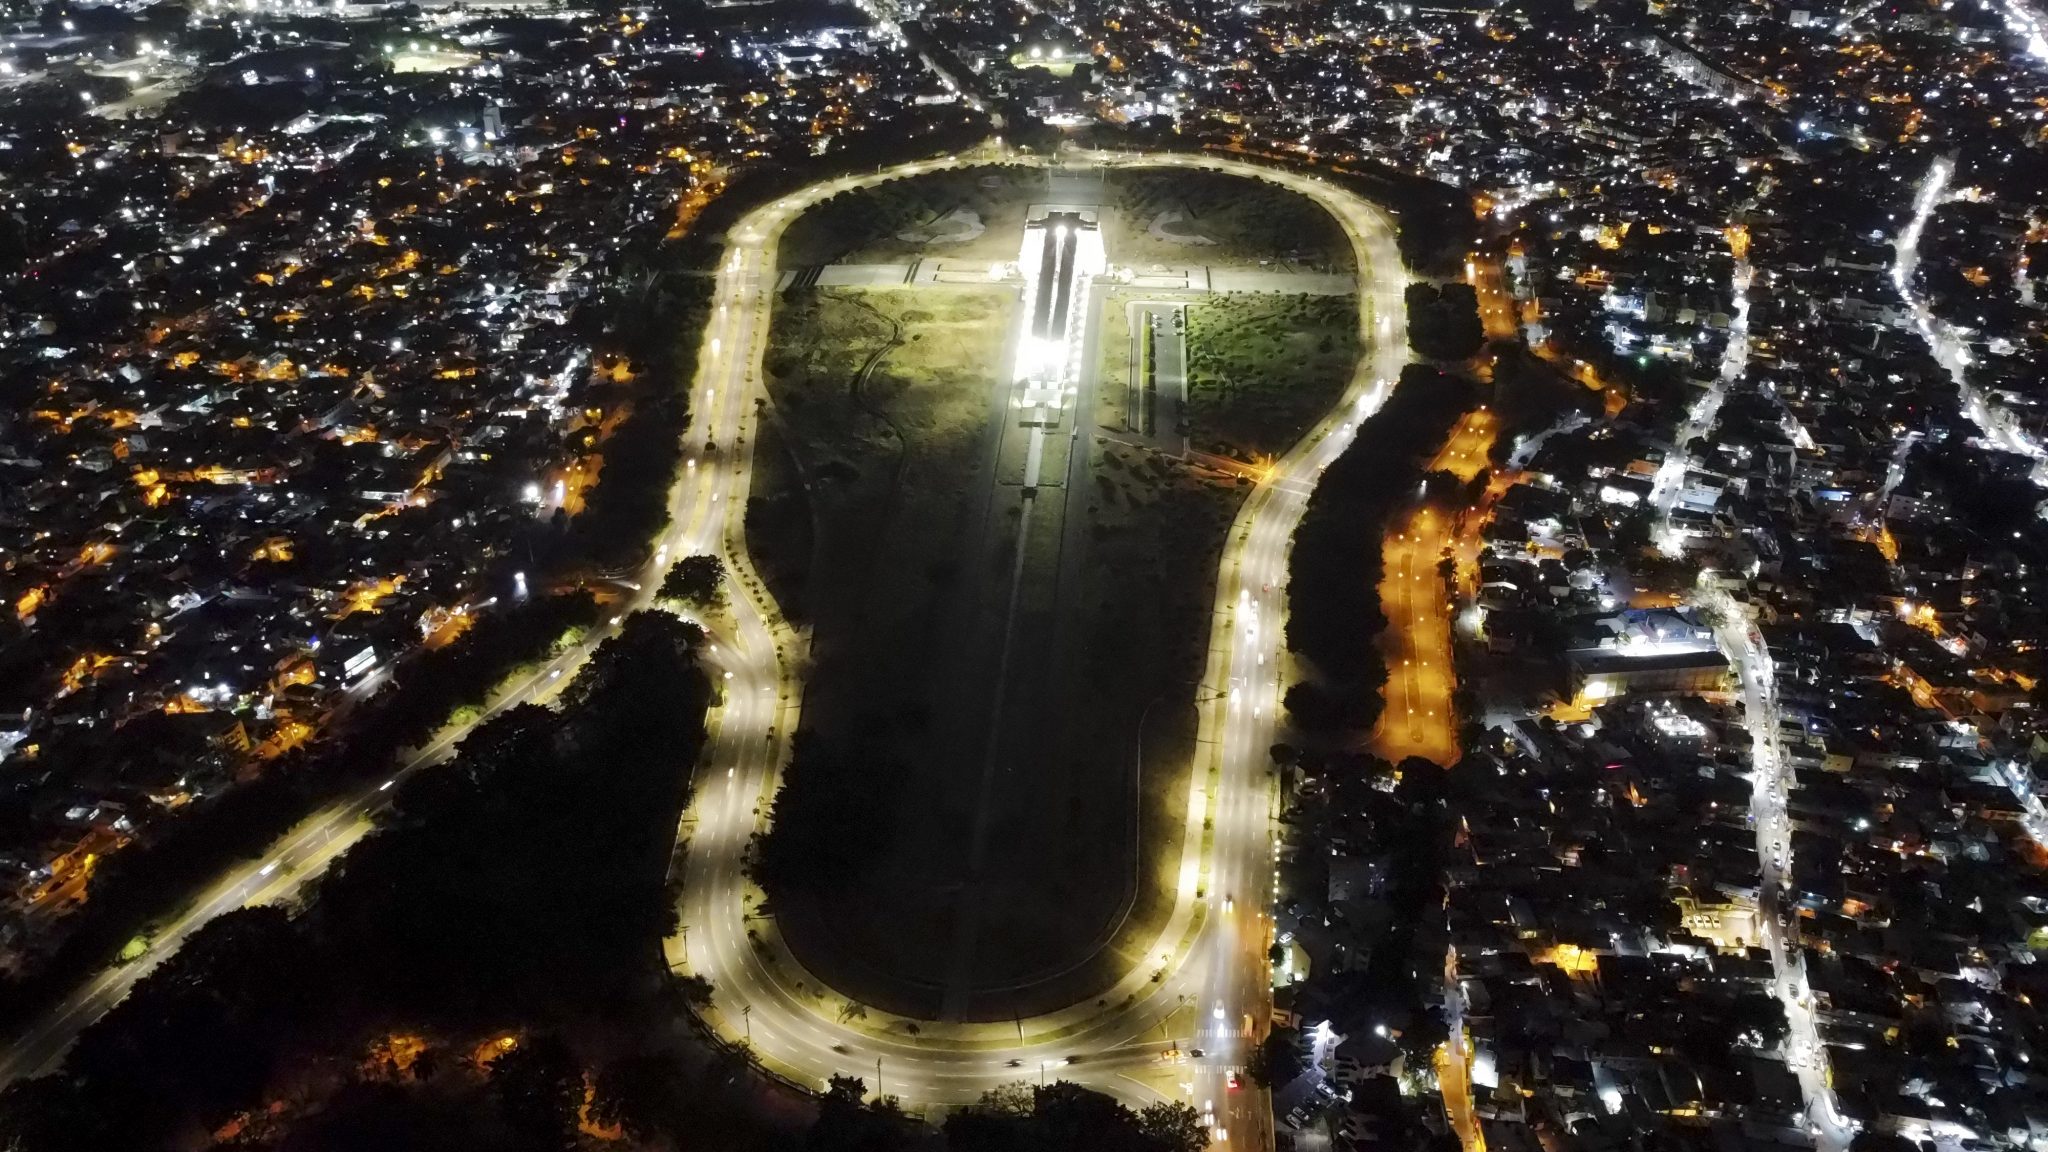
[3, 0, 2048, 1147]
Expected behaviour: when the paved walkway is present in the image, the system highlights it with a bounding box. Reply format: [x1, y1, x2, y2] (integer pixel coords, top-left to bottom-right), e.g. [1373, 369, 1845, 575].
[780, 261, 1356, 296]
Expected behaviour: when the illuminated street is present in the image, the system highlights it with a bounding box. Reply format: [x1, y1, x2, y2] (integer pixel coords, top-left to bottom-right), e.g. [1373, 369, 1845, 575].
[8, 0, 2048, 1142]
[666, 148, 1411, 1145]
[1704, 587, 1854, 1152]
[1893, 157, 2046, 468]
[0, 378, 739, 1088]
[1650, 226, 1750, 557]
[1374, 409, 1492, 768]
[1438, 947, 1486, 1152]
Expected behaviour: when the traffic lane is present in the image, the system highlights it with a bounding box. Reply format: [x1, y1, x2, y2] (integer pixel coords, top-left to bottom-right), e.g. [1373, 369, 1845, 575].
[0, 585, 655, 1083]
[1714, 599, 1851, 1152]
[3, 216, 769, 1084]
[683, 588, 1213, 1092]
[678, 149, 1409, 1123]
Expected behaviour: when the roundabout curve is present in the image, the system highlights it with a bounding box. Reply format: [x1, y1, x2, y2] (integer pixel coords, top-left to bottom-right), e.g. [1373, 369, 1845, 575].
[665, 145, 1411, 1143]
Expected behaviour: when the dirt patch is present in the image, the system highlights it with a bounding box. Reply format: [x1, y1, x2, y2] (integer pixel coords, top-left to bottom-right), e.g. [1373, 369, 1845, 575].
[1145, 209, 1216, 247]
[897, 206, 987, 246]
[1104, 169, 1355, 272]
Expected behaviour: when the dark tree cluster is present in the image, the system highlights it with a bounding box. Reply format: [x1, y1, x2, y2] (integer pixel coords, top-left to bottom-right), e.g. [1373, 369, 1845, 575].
[941, 1082, 1207, 1152]
[659, 553, 727, 605]
[748, 732, 906, 903]
[1285, 365, 1477, 737]
[1283, 750, 1458, 1053]
[1486, 344, 1605, 467]
[1352, 167, 1476, 279]
[565, 277, 713, 572]
[0, 611, 713, 1152]
[317, 609, 713, 1019]
[0, 591, 601, 1037]
[1404, 282, 1485, 362]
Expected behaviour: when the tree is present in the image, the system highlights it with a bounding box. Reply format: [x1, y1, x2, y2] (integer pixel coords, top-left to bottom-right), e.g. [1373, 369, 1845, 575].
[1027, 1082, 1149, 1151]
[281, 1079, 481, 1151]
[1615, 512, 1653, 553]
[675, 972, 715, 1008]
[1254, 1026, 1304, 1088]
[809, 1074, 911, 1152]
[1728, 991, 1790, 1049]
[1404, 283, 1483, 361]
[1286, 365, 1476, 743]
[0, 1077, 112, 1152]
[821, 1074, 869, 1110]
[1284, 681, 1345, 733]
[977, 1081, 1037, 1116]
[489, 1033, 585, 1152]
[1137, 1102, 1207, 1152]
[946, 1081, 1200, 1152]
[60, 905, 320, 1142]
[660, 553, 727, 605]
[592, 1052, 692, 1145]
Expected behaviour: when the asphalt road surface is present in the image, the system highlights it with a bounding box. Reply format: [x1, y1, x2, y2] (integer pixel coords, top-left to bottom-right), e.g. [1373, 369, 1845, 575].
[0, 147, 1413, 1152]
[1706, 589, 1854, 1152]
[668, 148, 1411, 1150]
[0, 275, 760, 1090]
[1373, 409, 1492, 768]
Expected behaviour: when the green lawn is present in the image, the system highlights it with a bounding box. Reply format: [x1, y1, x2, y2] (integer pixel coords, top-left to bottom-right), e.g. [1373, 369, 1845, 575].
[1185, 293, 1360, 460]
[776, 166, 1044, 268]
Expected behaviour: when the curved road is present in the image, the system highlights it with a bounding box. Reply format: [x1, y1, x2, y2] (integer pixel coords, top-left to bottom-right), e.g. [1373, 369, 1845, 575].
[0, 302, 757, 1088]
[0, 148, 1413, 1152]
[668, 146, 1411, 1148]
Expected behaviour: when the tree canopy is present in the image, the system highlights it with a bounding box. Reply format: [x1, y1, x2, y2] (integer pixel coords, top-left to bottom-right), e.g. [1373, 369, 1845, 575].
[942, 1082, 1206, 1152]
[660, 553, 727, 605]
[1405, 282, 1484, 361]
[1285, 365, 1476, 737]
[0, 612, 715, 1152]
